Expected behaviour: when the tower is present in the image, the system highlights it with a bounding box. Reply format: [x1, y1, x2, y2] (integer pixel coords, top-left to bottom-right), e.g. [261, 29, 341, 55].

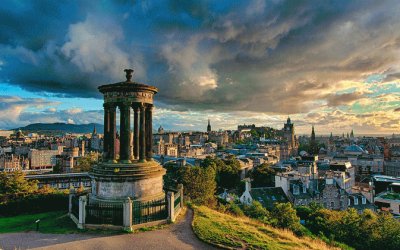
[310, 125, 317, 154]
[90, 69, 166, 202]
[283, 117, 295, 147]
[207, 119, 212, 133]
[92, 125, 97, 135]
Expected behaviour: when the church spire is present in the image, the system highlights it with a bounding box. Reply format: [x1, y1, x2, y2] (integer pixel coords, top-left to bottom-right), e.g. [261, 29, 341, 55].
[311, 125, 315, 141]
[92, 124, 97, 135]
[207, 119, 212, 133]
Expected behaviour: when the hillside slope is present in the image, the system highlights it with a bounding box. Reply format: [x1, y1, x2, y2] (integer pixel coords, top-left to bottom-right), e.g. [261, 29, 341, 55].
[16, 123, 104, 134]
[192, 205, 339, 250]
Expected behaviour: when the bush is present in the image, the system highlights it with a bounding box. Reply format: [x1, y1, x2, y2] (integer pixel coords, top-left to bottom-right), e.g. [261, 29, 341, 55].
[243, 201, 270, 221]
[0, 193, 69, 216]
[225, 202, 244, 216]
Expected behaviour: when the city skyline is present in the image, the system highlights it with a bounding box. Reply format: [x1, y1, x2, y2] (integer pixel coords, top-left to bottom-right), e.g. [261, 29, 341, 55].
[0, 1, 399, 134]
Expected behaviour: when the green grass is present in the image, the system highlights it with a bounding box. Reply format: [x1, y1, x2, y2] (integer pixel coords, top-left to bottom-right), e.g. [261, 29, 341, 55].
[0, 211, 79, 234]
[192, 205, 340, 250]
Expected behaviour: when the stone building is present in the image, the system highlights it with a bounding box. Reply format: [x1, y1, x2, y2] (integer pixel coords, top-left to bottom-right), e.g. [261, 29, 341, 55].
[90, 125, 101, 151]
[28, 149, 59, 169]
[280, 117, 298, 159]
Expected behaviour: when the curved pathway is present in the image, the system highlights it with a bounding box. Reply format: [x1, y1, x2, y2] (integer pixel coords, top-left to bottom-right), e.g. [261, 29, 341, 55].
[0, 209, 217, 250]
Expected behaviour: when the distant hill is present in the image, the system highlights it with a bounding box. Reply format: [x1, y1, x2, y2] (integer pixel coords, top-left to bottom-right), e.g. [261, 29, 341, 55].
[16, 123, 104, 134]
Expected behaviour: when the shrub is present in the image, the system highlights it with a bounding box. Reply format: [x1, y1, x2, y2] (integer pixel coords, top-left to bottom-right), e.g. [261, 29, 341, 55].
[0, 193, 69, 216]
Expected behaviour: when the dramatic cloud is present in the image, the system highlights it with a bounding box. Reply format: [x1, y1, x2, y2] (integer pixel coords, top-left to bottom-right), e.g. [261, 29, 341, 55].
[0, 0, 399, 133]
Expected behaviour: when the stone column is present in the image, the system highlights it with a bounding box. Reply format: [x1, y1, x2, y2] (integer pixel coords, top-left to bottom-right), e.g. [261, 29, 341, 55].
[119, 103, 131, 163]
[109, 105, 117, 162]
[178, 184, 184, 208]
[145, 105, 153, 160]
[103, 104, 110, 160]
[167, 191, 175, 222]
[78, 195, 87, 229]
[68, 189, 76, 214]
[123, 197, 133, 231]
[133, 106, 139, 160]
[139, 104, 146, 162]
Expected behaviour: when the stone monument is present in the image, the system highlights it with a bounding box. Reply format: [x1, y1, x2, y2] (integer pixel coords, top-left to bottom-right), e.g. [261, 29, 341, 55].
[89, 69, 166, 203]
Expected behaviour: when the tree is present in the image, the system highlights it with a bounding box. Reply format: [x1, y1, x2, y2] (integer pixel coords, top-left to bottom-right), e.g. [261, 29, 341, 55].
[250, 163, 275, 187]
[219, 156, 241, 190]
[201, 156, 241, 190]
[76, 152, 98, 172]
[270, 202, 302, 233]
[52, 162, 63, 173]
[163, 163, 180, 189]
[178, 165, 217, 206]
[0, 171, 38, 195]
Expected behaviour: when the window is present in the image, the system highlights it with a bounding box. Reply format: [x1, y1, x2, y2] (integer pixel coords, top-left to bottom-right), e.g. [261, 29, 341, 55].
[348, 198, 351, 206]
[303, 185, 307, 193]
[330, 201, 335, 208]
[354, 197, 358, 205]
[362, 197, 366, 204]
[293, 185, 300, 195]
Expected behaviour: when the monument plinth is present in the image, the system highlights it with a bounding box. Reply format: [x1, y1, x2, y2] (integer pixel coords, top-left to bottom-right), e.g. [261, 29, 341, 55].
[89, 69, 166, 202]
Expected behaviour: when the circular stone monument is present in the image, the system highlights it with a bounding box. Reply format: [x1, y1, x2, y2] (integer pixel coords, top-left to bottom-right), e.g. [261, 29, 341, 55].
[89, 69, 166, 202]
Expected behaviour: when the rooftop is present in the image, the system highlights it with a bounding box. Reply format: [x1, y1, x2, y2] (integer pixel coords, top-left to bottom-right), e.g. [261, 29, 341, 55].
[250, 187, 288, 209]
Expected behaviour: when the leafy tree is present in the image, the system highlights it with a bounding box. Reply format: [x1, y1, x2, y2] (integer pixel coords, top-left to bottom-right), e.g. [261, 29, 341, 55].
[76, 152, 98, 172]
[0, 171, 38, 195]
[305, 206, 400, 250]
[219, 156, 241, 189]
[270, 202, 302, 233]
[250, 163, 275, 187]
[52, 162, 63, 173]
[163, 163, 180, 189]
[178, 165, 217, 206]
[201, 156, 241, 190]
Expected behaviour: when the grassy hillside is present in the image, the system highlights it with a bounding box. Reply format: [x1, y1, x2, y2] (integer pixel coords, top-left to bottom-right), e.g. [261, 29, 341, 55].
[192, 205, 340, 250]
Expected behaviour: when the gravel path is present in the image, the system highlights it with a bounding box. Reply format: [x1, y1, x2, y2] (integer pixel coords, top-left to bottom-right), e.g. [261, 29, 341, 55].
[0, 209, 217, 250]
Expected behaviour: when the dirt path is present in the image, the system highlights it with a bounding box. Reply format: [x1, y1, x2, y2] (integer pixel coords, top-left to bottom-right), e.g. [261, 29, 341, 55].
[0, 209, 217, 250]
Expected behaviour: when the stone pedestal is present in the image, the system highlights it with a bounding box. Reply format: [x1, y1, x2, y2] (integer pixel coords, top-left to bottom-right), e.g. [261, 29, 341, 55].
[89, 160, 166, 202]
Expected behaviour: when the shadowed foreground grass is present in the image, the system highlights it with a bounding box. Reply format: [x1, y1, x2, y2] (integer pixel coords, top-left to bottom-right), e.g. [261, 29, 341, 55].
[192, 205, 340, 250]
[0, 211, 78, 234]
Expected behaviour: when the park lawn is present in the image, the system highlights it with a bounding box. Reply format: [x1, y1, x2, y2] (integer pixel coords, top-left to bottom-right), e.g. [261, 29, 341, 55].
[0, 211, 79, 234]
[192, 205, 340, 250]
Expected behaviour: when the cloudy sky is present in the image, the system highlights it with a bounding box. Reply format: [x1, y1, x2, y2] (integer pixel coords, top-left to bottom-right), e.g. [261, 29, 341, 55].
[0, 0, 399, 135]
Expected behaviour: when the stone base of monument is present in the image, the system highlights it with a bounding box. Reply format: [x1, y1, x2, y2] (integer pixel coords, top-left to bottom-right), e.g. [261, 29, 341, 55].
[89, 160, 166, 202]
[68, 160, 184, 232]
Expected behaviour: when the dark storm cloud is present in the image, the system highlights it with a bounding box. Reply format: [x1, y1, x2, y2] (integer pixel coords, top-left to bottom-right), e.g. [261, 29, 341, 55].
[0, 0, 399, 113]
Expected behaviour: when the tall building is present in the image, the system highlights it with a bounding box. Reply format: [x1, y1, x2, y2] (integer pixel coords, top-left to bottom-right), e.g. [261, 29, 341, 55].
[90, 125, 100, 151]
[207, 119, 212, 133]
[283, 117, 295, 148]
[310, 125, 318, 154]
[281, 117, 299, 159]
